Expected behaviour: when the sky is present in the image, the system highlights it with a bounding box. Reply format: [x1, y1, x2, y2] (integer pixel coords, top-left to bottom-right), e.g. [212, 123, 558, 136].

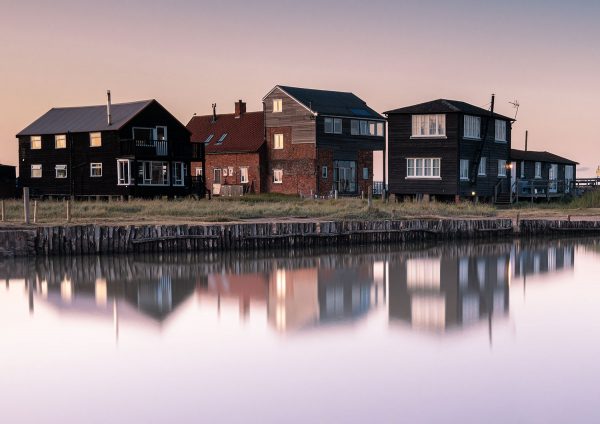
[1, 0, 599, 176]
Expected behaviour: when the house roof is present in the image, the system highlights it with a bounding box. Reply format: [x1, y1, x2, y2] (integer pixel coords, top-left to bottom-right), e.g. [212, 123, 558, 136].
[266, 85, 384, 120]
[511, 149, 579, 165]
[16, 100, 155, 136]
[384, 99, 515, 121]
[187, 111, 264, 154]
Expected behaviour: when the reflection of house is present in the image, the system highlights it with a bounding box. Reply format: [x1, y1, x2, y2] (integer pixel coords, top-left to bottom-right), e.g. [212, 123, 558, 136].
[513, 243, 575, 278]
[389, 251, 510, 332]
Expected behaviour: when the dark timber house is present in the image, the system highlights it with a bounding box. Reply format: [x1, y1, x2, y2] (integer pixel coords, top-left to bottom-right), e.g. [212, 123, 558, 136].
[510, 149, 578, 200]
[0, 164, 17, 198]
[16, 94, 204, 199]
[385, 98, 515, 203]
[187, 101, 266, 196]
[263, 85, 385, 197]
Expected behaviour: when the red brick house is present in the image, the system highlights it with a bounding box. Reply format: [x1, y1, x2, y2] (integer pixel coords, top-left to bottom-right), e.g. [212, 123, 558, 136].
[187, 101, 266, 195]
[262, 85, 385, 197]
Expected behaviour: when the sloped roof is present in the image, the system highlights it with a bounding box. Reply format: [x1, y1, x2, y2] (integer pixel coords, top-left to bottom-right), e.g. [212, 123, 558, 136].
[269, 85, 384, 120]
[187, 111, 264, 154]
[511, 149, 578, 165]
[16, 100, 154, 136]
[385, 99, 515, 121]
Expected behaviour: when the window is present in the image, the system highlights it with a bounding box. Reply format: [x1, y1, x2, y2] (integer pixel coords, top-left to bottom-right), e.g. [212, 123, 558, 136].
[324, 118, 342, 134]
[495, 120, 507, 142]
[55, 134, 67, 149]
[31, 136, 42, 150]
[350, 120, 384, 137]
[322, 166, 328, 179]
[535, 162, 542, 178]
[464, 115, 481, 139]
[31, 164, 42, 178]
[376, 122, 385, 137]
[228, 166, 234, 176]
[204, 134, 214, 144]
[520, 161, 525, 179]
[138, 161, 169, 185]
[351, 120, 360, 135]
[406, 158, 441, 178]
[498, 159, 507, 177]
[172, 162, 185, 186]
[117, 159, 131, 185]
[363, 167, 369, 180]
[460, 159, 469, 180]
[273, 133, 284, 149]
[195, 167, 203, 176]
[90, 163, 102, 177]
[55, 164, 67, 179]
[216, 133, 227, 145]
[412, 114, 446, 137]
[273, 99, 283, 113]
[478, 157, 487, 176]
[273, 169, 283, 184]
[240, 167, 249, 183]
[90, 132, 102, 147]
[214, 168, 222, 184]
[360, 120, 368, 135]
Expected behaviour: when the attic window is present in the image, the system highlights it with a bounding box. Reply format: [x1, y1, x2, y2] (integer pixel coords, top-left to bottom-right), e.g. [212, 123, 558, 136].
[204, 134, 214, 144]
[216, 133, 227, 145]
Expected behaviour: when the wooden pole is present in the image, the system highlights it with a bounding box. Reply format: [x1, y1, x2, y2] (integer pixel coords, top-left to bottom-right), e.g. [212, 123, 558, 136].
[66, 199, 71, 223]
[1, 200, 4, 222]
[33, 201, 37, 224]
[23, 187, 30, 224]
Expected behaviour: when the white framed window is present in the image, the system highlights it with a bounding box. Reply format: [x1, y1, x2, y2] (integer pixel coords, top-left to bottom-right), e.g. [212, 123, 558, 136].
[213, 168, 222, 184]
[55, 164, 68, 179]
[195, 167, 203, 176]
[222, 167, 228, 177]
[139, 161, 169, 185]
[273, 133, 284, 149]
[31, 136, 42, 150]
[464, 115, 481, 139]
[460, 159, 470, 180]
[376, 122, 385, 137]
[228, 166, 234, 177]
[273, 99, 283, 113]
[535, 162, 542, 178]
[273, 169, 283, 184]
[240, 167, 249, 183]
[322, 166, 328, 179]
[90, 132, 102, 147]
[478, 157, 487, 176]
[351, 120, 360, 135]
[498, 159, 507, 177]
[117, 159, 131, 185]
[90, 163, 103, 177]
[172, 162, 185, 186]
[495, 120, 507, 142]
[55, 134, 67, 149]
[324, 117, 342, 134]
[412, 114, 446, 137]
[406, 158, 441, 178]
[31, 164, 42, 178]
[520, 161, 525, 179]
[204, 134, 214, 144]
[362, 167, 369, 180]
[216, 133, 227, 145]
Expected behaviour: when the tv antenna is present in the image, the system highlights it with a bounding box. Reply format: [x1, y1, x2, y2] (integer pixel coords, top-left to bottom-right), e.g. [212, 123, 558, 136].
[509, 100, 520, 120]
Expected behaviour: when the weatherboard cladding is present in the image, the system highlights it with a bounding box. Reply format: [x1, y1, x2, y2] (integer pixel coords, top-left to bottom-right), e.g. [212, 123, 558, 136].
[510, 149, 578, 165]
[384, 99, 514, 121]
[16, 100, 155, 136]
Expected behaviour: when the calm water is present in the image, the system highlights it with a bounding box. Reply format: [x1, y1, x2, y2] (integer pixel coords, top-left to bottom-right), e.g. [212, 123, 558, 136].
[1, 239, 600, 423]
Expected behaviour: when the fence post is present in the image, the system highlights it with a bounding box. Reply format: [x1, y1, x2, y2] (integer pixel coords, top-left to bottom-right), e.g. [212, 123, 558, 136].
[66, 199, 71, 223]
[23, 187, 30, 224]
[334, 190, 338, 200]
[1, 200, 4, 222]
[33, 201, 38, 224]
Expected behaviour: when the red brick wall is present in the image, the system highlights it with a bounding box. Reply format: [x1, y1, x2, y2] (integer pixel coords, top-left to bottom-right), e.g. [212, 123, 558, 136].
[192, 152, 263, 194]
[266, 127, 317, 196]
[316, 148, 334, 196]
[358, 150, 374, 196]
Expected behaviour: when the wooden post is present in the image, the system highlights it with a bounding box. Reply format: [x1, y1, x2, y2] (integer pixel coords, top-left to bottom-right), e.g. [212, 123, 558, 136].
[334, 190, 338, 200]
[66, 199, 71, 223]
[1, 200, 4, 222]
[33, 201, 37, 224]
[23, 187, 30, 224]
[368, 186, 373, 208]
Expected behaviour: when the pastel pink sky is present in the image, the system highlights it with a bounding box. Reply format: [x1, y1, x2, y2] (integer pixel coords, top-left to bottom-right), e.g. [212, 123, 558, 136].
[1, 0, 599, 175]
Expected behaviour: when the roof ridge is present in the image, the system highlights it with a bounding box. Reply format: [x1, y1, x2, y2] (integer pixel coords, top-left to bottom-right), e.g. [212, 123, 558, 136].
[50, 99, 153, 111]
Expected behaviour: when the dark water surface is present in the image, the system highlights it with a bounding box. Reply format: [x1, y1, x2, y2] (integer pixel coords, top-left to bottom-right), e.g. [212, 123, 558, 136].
[1, 238, 600, 423]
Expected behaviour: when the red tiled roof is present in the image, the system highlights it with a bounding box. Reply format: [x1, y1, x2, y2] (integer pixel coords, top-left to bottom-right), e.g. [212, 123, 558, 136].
[187, 111, 264, 154]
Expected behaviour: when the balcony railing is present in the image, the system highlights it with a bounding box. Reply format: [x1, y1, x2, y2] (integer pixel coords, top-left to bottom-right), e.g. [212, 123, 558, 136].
[512, 178, 575, 202]
[120, 139, 204, 160]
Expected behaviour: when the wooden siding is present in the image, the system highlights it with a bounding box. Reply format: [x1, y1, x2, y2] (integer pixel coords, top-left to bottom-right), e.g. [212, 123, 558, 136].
[264, 87, 316, 144]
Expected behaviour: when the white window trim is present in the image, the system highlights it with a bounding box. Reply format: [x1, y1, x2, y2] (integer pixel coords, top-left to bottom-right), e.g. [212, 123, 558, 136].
[273, 169, 283, 184]
[31, 136, 42, 150]
[478, 157, 487, 176]
[55, 134, 67, 149]
[138, 161, 170, 186]
[464, 115, 481, 140]
[495, 120, 507, 143]
[90, 163, 103, 178]
[411, 114, 447, 138]
[213, 168, 222, 184]
[240, 167, 249, 184]
[117, 159, 131, 186]
[534, 162, 542, 179]
[31, 164, 42, 178]
[273, 133, 284, 150]
[55, 164, 68, 179]
[460, 159, 470, 181]
[405, 158, 442, 179]
[90, 132, 102, 148]
[172, 162, 186, 186]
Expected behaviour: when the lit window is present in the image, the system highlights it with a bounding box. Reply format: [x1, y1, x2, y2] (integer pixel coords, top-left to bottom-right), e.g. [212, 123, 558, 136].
[495, 120, 507, 142]
[376, 122, 385, 137]
[90, 132, 102, 147]
[406, 158, 440, 178]
[117, 159, 131, 185]
[216, 133, 227, 145]
[273, 133, 284, 149]
[535, 162, 542, 178]
[464, 115, 481, 139]
[240, 167, 249, 183]
[273, 169, 283, 184]
[31, 164, 42, 178]
[204, 134, 214, 144]
[322, 166, 328, 179]
[55, 164, 67, 179]
[195, 167, 203, 176]
[55, 134, 67, 149]
[460, 159, 469, 180]
[498, 159, 507, 177]
[412, 115, 446, 137]
[273, 99, 283, 113]
[90, 163, 103, 177]
[31, 136, 42, 150]
[478, 157, 487, 176]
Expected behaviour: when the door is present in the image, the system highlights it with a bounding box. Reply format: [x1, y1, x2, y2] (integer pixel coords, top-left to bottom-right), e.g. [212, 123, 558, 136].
[334, 161, 357, 194]
[549, 164, 558, 193]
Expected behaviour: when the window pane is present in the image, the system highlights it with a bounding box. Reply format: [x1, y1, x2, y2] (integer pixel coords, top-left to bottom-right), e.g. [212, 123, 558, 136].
[324, 118, 333, 133]
[334, 119, 342, 134]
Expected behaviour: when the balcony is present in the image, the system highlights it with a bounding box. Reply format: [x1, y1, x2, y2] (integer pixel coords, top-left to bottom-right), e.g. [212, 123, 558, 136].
[120, 139, 204, 160]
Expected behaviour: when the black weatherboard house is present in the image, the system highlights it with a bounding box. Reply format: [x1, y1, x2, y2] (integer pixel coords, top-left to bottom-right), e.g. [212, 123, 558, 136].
[16, 93, 205, 199]
[385, 97, 515, 203]
[0, 164, 17, 198]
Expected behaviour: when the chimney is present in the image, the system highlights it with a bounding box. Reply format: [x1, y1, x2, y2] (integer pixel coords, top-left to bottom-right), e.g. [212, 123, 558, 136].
[106, 90, 112, 126]
[212, 103, 217, 123]
[525, 130, 528, 151]
[235, 100, 246, 118]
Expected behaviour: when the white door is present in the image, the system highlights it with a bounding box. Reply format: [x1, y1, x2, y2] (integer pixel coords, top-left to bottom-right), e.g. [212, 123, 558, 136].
[549, 164, 558, 193]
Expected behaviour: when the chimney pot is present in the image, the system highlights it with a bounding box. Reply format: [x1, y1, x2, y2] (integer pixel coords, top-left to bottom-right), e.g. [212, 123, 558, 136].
[235, 100, 246, 117]
[106, 90, 112, 126]
[212, 103, 217, 123]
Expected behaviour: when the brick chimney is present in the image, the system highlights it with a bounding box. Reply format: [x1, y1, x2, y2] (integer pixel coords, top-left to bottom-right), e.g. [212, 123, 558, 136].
[235, 100, 246, 118]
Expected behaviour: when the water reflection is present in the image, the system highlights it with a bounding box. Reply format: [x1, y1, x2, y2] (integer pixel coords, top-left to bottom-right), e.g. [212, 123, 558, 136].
[0, 238, 590, 336]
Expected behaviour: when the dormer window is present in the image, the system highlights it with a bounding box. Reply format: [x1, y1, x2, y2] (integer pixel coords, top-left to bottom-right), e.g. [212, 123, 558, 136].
[204, 134, 214, 144]
[464, 115, 481, 139]
[412, 115, 446, 138]
[495, 120, 507, 142]
[273, 99, 283, 113]
[216, 133, 227, 145]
